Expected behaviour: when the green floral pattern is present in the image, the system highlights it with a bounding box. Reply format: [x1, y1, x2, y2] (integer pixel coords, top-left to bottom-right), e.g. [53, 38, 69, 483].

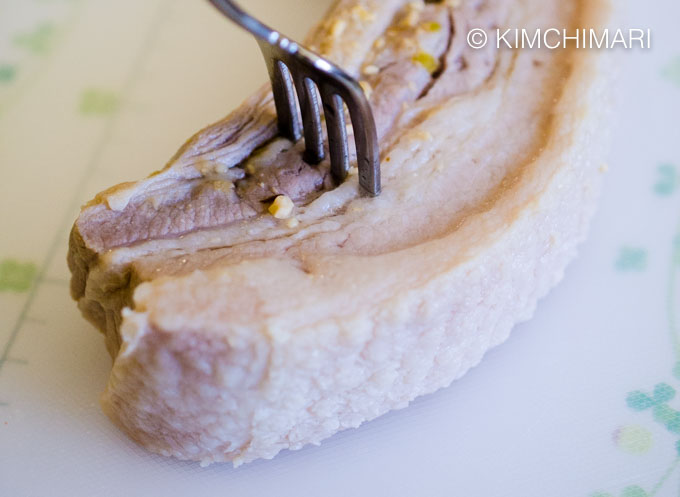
[0, 259, 36, 292]
[616, 247, 648, 272]
[593, 162, 680, 495]
[662, 55, 680, 88]
[78, 88, 120, 115]
[0, 4, 81, 118]
[614, 425, 653, 455]
[0, 64, 17, 84]
[13, 23, 56, 55]
[654, 164, 678, 196]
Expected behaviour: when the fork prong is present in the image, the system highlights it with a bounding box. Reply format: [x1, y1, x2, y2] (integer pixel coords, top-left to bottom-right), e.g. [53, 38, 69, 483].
[264, 57, 302, 142]
[345, 94, 381, 196]
[211, 0, 381, 195]
[320, 89, 350, 184]
[293, 75, 324, 165]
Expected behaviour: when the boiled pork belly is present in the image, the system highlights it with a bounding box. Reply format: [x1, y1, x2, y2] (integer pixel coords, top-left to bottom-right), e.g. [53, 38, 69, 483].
[68, 0, 611, 466]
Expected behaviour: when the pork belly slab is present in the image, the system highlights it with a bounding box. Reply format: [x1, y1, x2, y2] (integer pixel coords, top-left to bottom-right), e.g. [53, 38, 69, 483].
[68, 0, 611, 466]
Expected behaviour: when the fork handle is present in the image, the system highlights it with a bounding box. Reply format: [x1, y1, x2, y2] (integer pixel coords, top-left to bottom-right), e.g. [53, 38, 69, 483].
[207, 0, 281, 44]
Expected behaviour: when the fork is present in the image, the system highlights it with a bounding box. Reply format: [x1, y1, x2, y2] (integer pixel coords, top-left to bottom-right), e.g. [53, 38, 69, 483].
[207, 0, 381, 196]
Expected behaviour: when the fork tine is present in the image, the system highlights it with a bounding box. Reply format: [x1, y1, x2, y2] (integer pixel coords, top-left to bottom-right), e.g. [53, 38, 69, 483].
[212, 0, 380, 195]
[320, 89, 350, 185]
[345, 94, 381, 196]
[293, 75, 324, 164]
[264, 57, 302, 142]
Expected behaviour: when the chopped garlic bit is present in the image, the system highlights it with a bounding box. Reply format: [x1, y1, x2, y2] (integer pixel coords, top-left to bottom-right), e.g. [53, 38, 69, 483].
[269, 195, 294, 219]
[400, 10, 419, 28]
[446, 0, 462, 8]
[330, 19, 347, 38]
[423, 21, 442, 32]
[363, 64, 379, 75]
[351, 4, 376, 22]
[407, 1, 424, 12]
[412, 51, 439, 74]
[286, 217, 300, 228]
[400, 1, 423, 28]
[398, 37, 417, 51]
[359, 80, 373, 99]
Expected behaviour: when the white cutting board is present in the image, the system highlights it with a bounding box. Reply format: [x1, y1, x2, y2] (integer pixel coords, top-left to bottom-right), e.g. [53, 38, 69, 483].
[1, 1, 680, 496]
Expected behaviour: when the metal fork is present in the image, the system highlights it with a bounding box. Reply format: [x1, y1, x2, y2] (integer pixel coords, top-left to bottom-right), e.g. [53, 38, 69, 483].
[207, 0, 381, 196]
